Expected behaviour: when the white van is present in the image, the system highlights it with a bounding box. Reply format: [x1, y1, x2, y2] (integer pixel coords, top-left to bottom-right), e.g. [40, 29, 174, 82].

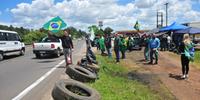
[0, 30, 25, 61]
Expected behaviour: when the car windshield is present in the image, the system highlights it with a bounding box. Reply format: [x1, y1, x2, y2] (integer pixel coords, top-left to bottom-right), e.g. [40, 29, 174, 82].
[41, 37, 59, 42]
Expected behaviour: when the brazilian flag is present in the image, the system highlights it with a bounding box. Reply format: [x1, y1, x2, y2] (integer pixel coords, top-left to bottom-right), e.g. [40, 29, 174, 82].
[134, 20, 140, 31]
[43, 16, 67, 33]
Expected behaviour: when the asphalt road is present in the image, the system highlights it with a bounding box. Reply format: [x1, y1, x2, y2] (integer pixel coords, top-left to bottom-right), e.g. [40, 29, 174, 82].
[0, 40, 86, 100]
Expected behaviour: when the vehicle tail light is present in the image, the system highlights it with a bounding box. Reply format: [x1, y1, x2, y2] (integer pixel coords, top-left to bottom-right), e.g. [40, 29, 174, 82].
[51, 44, 55, 48]
[32, 43, 35, 48]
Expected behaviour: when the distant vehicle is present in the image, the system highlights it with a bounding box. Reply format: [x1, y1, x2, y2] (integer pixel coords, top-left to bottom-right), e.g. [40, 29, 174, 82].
[0, 30, 25, 61]
[131, 37, 142, 50]
[32, 37, 63, 58]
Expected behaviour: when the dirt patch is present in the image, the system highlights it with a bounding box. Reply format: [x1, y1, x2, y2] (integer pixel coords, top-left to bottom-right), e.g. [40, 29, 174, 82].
[124, 49, 200, 100]
[121, 54, 176, 100]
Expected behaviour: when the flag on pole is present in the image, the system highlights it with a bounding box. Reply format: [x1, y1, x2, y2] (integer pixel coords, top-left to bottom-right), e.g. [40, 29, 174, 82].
[89, 28, 95, 41]
[134, 20, 140, 31]
[43, 16, 67, 33]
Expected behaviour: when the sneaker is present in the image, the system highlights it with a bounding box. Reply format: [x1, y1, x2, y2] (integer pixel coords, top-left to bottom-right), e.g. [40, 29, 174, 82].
[185, 74, 189, 78]
[181, 75, 186, 79]
[154, 62, 158, 64]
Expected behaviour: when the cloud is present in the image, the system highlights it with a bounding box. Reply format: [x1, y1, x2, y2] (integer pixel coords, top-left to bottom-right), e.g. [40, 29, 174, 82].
[135, 0, 157, 8]
[10, 0, 200, 31]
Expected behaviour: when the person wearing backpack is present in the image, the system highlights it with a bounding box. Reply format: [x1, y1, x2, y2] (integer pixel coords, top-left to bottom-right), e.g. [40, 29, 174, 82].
[179, 34, 195, 79]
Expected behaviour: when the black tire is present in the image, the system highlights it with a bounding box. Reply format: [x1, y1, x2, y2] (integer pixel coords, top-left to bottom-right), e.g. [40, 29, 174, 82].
[55, 49, 61, 57]
[0, 53, 3, 61]
[35, 53, 41, 58]
[20, 48, 25, 56]
[86, 64, 100, 72]
[52, 79, 101, 100]
[66, 65, 97, 82]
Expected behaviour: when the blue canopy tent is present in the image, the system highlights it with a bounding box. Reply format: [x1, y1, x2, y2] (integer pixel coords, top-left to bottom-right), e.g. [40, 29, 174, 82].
[159, 22, 188, 32]
[174, 27, 200, 34]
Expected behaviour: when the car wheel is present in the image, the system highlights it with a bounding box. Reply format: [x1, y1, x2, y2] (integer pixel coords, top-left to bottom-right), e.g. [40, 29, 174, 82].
[66, 65, 97, 83]
[0, 53, 3, 61]
[35, 53, 41, 58]
[52, 79, 100, 100]
[20, 49, 25, 56]
[55, 49, 61, 57]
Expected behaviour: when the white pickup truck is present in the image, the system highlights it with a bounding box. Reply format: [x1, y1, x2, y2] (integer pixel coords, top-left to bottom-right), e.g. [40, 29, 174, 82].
[32, 37, 63, 58]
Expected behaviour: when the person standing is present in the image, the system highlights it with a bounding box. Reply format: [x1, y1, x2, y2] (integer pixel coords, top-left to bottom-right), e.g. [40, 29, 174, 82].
[127, 36, 133, 52]
[105, 34, 112, 58]
[50, 30, 74, 67]
[167, 35, 171, 50]
[149, 34, 160, 64]
[179, 34, 195, 79]
[120, 35, 127, 59]
[99, 35, 106, 55]
[114, 34, 121, 63]
[144, 35, 150, 61]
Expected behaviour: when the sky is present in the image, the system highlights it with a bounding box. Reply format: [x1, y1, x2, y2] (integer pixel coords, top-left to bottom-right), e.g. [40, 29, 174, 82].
[0, 0, 200, 31]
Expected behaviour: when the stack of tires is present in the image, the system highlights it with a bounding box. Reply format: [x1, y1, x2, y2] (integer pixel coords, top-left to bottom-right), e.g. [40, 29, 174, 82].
[52, 49, 101, 100]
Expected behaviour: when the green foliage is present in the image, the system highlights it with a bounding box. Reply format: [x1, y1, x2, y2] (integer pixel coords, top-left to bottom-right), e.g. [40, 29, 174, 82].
[0, 25, 30, 38]
[194, 51, 200, 69]
[89, 55, 162, 100]
[23, 30, 47, 44]
[104, 27, 113, 35]
[66, 26, 85, 39]
[88, 25, 114, 36]
[0, 24, 85, 44]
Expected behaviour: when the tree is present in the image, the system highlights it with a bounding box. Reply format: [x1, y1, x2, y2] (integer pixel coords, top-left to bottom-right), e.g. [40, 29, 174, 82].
[104, 27, 113, 35]
[88, 25, 100, 35]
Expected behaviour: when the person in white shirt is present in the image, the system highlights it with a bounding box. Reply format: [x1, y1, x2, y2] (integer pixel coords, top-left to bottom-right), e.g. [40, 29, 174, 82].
[167, 35, 171, 50]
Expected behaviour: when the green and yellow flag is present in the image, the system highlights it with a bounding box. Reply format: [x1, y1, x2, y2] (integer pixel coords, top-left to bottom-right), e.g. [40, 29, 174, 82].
[134, 20, 140, 31]
[43, 16, 67, 33]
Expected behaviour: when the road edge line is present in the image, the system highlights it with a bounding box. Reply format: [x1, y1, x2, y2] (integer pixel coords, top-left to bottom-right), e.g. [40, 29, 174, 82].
[12, 60, 65, 100]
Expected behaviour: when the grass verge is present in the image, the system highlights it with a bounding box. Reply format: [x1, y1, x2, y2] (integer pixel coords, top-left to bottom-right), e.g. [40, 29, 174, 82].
[194, 51, 200, 69]
[88, 55, 162, 100]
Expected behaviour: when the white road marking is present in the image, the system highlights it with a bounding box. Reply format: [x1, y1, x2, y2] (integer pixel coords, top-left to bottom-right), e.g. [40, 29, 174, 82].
[12, 60, 65, 100]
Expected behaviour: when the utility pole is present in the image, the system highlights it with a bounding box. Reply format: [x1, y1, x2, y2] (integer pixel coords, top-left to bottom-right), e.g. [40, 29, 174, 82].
[164, 2, 169, 26]
[157, 10, 163, 28]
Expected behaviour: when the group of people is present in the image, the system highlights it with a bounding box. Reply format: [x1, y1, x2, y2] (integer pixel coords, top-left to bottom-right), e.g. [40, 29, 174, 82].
[96, 34, 136, 63]
[47, 30, 194, 80]
[143, 33, 160, 64]
[143, 33, 195, 79]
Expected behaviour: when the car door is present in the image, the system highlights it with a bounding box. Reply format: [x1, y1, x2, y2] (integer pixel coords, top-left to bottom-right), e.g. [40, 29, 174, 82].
[6, 33, 20, 51]
[0, 32, 7, 51]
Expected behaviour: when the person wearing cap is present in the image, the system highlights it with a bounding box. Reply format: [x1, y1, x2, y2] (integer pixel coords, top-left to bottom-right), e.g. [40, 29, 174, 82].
[148, 33, 160, 64]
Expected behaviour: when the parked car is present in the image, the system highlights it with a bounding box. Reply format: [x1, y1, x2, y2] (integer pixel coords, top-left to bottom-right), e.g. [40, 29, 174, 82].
[131, 37, 142, 50]
[32, 37, 63, 58]
[0, 30, 25, 61]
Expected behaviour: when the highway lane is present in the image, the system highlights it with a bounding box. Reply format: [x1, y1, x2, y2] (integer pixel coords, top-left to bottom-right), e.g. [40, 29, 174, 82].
[0, 40, 86, 100]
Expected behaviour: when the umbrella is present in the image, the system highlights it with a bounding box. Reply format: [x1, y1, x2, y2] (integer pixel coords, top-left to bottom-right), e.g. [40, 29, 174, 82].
[174, 27, 200, 34]
[159, 22, 188, 32]
[43, 16, 67, 33]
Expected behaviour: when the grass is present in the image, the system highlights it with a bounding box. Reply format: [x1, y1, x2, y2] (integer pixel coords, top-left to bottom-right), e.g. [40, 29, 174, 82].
[88, 55, 162, 100]
[194, 51, 200, 69]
